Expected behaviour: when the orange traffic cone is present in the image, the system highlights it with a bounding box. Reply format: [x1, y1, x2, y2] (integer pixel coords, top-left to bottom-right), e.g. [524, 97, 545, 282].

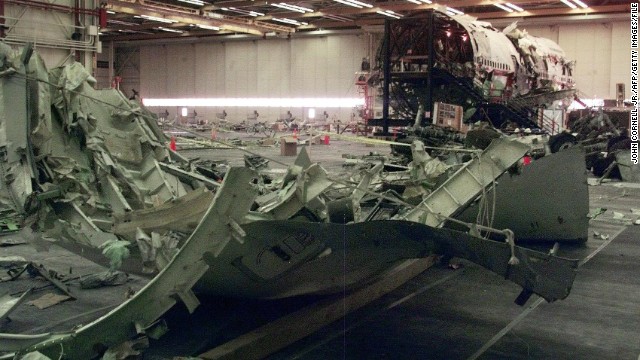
[169, 136, 177, 151]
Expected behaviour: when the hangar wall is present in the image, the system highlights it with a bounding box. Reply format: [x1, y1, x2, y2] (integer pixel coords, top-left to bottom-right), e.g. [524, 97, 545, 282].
[5, 1, 97, 69]
[138, 34, 369, 123]
[523, 20, 630, 102]
[135, 19, 630, 123]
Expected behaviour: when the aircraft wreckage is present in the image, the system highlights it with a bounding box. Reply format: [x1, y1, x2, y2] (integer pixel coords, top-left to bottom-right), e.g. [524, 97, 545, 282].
[0, 43, 585, 359]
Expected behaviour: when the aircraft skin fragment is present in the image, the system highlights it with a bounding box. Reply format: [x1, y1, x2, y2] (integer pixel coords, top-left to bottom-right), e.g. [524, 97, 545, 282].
[0, 44, 586, 360]
[0, 167, 258, 358]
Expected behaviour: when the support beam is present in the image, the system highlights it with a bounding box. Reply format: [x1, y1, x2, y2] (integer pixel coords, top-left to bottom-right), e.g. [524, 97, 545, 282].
[109, 0, 294, 35]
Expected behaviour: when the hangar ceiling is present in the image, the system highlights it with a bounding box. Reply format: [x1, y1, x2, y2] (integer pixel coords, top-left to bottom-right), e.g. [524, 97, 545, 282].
[96, 0, 630, 42]
[4, 0, 627, 43]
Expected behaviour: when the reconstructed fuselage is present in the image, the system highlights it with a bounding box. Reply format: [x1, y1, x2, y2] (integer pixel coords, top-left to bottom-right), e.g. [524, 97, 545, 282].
[379, 11, 575, 128]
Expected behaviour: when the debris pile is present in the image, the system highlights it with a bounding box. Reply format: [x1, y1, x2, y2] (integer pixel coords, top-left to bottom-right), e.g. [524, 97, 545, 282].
[0, 45, 584, 359]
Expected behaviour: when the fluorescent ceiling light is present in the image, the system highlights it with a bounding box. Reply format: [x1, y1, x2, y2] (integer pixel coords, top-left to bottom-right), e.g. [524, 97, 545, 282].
[571, 0, 589, 8]
[420, 0, 432, 3]
[177, 0, 205, 5]
[221, 7, 264, 16]
[136, 15, 177, 24]
[108, 19, 138, 26]
[106, 10, 116, 14]
[334, 0, 362, 8]
[348, 0, 373, 8]
[272, 3, 314, 13]
[376, 10, 401, 19]
[142, 98, 366, 108]
[323, 14, 352, 21]
[273, 17, 303, 25]
[505, 3, 524, 12]
[197, 24, 220, 30]
[446, 7, 464, 15]
[333, 0, 372, 9]
[157, 27, 184, 33]
[560, 0, 577, 9]
[407, 0, 421, 4]
[494, 3, 513, 12]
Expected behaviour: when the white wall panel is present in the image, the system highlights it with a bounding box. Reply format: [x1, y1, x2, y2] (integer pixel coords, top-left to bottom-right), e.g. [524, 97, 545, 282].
[137, 35, 371, 120]
[522, 25, 559, 44]
[166, 44, 196, 97]
[256, 41, 290, 98]
[558, 23, 612, 98]
[194, 42, 226, 97]
[140, 46, 167, 98]
[610, 21, 631, 100]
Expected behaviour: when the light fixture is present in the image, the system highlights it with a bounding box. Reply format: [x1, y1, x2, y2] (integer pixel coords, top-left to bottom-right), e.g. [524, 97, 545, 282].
[446, 7, 464, 15]
[323, 14, 352, 22]
[143, 98, 366, 108]
[572, 0, 589, 8]
[347, 0, 373, 8]
[106, 10, 116, 14]
[157, 27, 184, 33]
[108, 19, 139, 26]
[272, 3, 314, 13]
[197, 24, 220, 30]
[181, 107, 188, 116]
[560, 0, 577, 9]
[505, 3, 524, 12]
[407, 0, 422, 4]
[494, 3, 513, 12]
[334, 0, 361, 8]
[376, 10, 402, 19]
[177, 0, 205, 5]
[136, 15, 178, 24]
[273, 17, 303, 25]
[333, 0, 372, 9]
[308, 108, 316, 119]
[420, 0, 432, 3]
[221, 7, 265, 16]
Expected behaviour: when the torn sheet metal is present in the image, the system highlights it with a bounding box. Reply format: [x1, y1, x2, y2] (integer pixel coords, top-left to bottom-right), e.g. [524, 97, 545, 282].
[112, 187, 214, 240]
[0, 289, 32, 325]
[0, 45, 584, 359]
[0, 166, 578, 358]
[398, 138, 530, 226]
[450, 146, 590, 242]
[196, 219, 577, 301]
[25, 263, 75, 299]
[0, 238, 26, 247]
[0, 167, 257, 358]
[79, 271, 128, 289]
[616, 150, 640, 182]
[27, 293, 71, 310]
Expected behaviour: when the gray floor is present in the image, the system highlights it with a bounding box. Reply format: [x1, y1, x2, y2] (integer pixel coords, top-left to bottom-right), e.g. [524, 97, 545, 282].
[1, 132, 639, 359]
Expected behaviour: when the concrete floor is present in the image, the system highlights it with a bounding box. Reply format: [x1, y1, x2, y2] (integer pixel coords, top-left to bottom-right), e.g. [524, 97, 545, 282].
[1, 131, 639, 359]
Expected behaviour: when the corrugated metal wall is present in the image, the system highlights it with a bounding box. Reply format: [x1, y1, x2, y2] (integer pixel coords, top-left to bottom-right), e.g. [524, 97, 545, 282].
[138, 34, 368, 123]
[132, 21, 630, 123]
[524, 21, 630, 101]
